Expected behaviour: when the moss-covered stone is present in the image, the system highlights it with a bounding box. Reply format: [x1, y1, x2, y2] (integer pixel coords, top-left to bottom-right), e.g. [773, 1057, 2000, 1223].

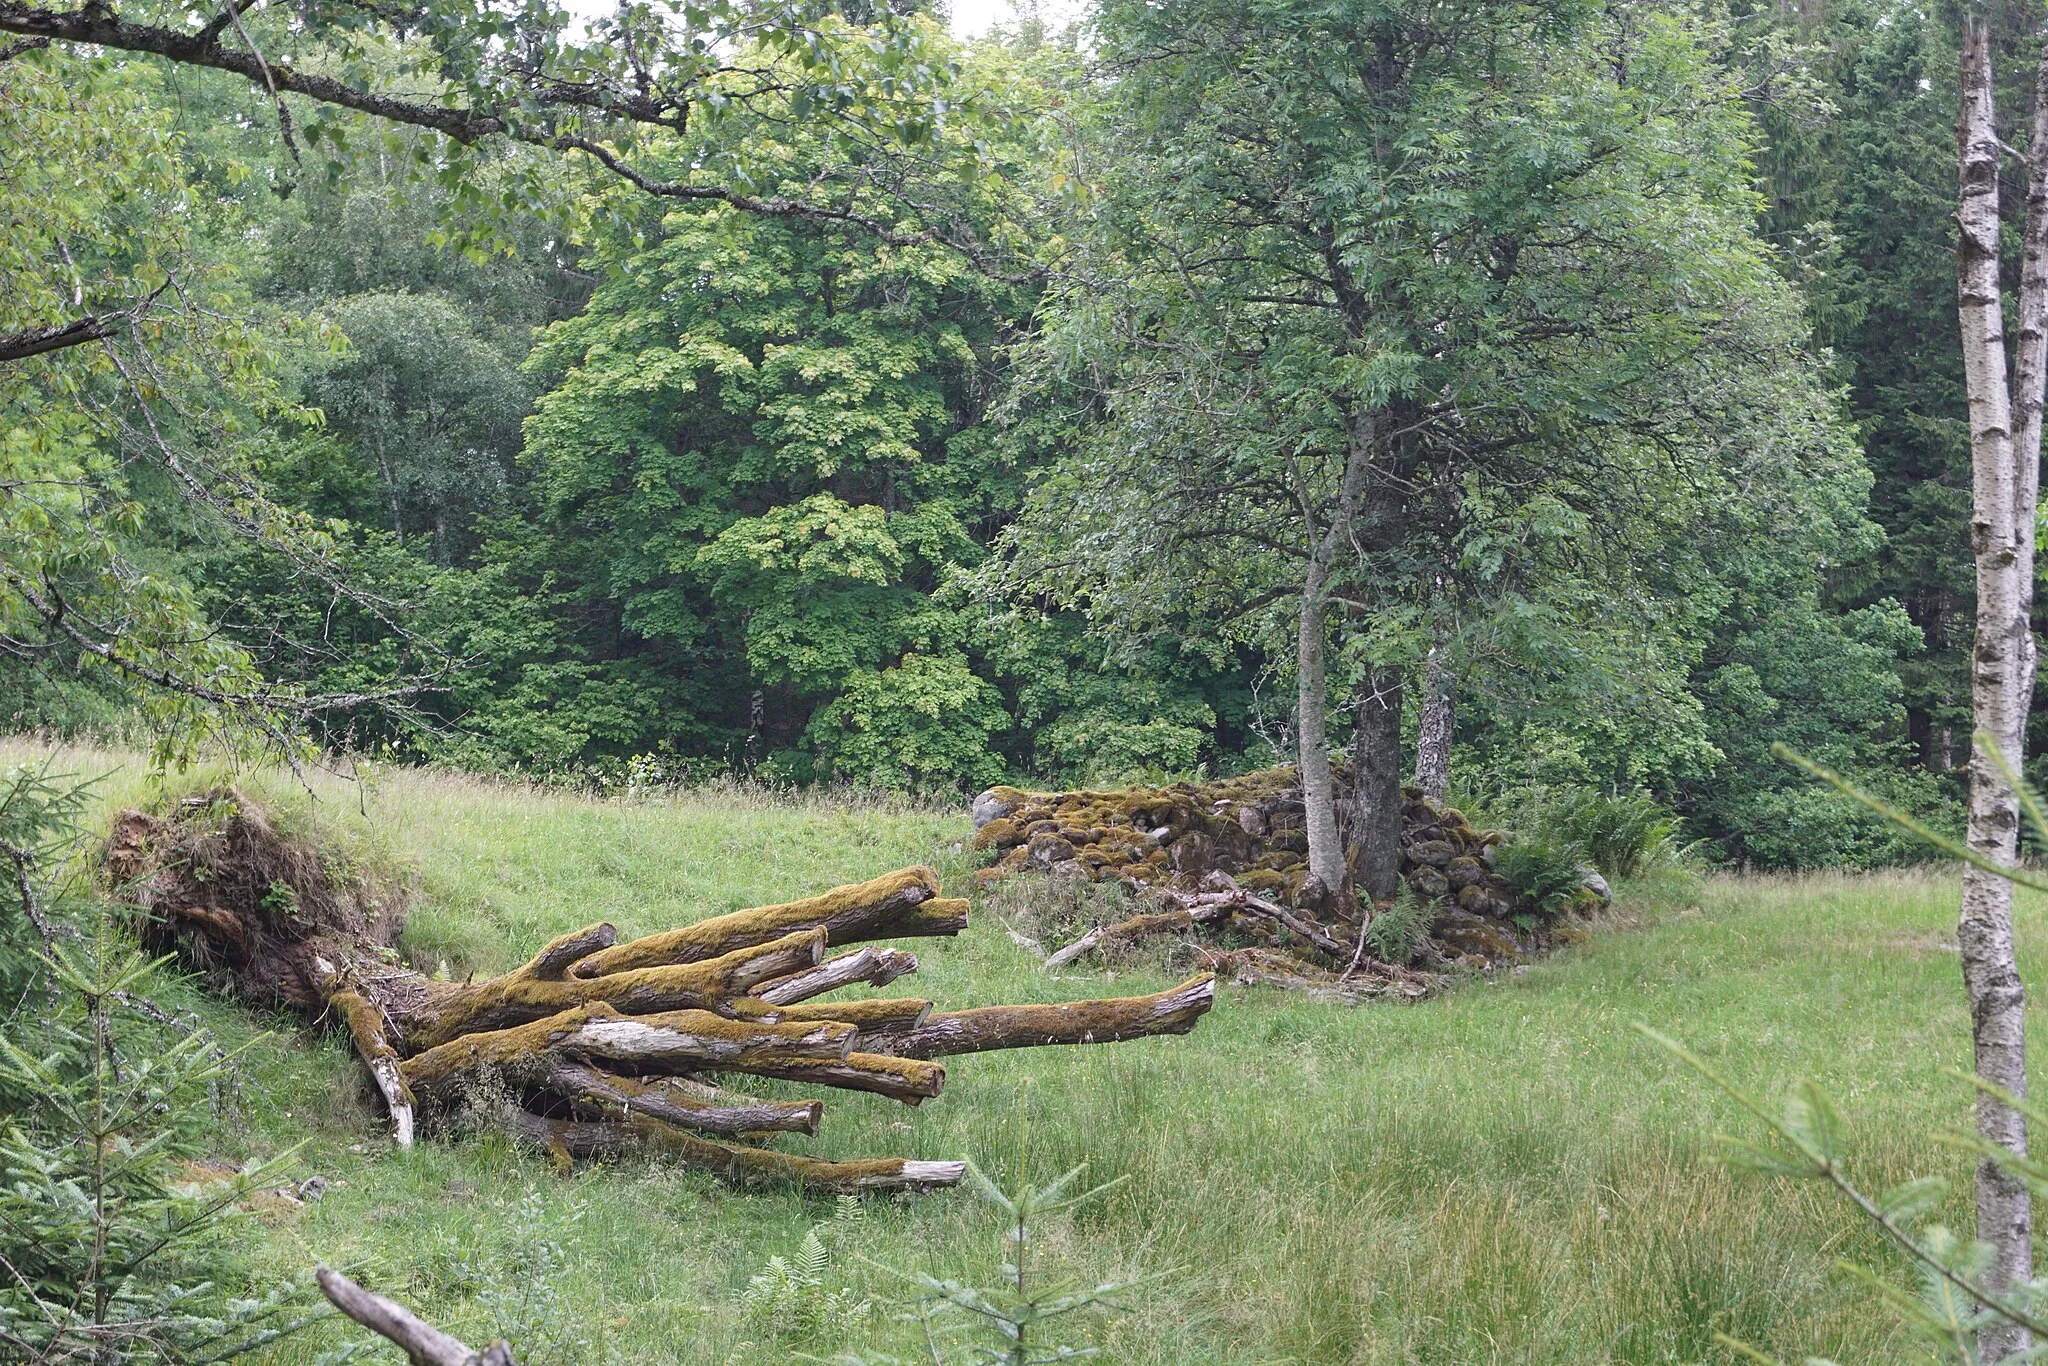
[1408, 867, 1450, 900]
[1408, 840, 1455, 868]
[971, 817, 1019, 851]
[968, 767, 1525, 965]
[1434, 910, 1523, 962]
[1027, 832, 1078, 867]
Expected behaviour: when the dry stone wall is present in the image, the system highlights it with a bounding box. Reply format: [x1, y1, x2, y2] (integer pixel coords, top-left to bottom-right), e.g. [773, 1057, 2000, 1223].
[971, 766, 1551, 966]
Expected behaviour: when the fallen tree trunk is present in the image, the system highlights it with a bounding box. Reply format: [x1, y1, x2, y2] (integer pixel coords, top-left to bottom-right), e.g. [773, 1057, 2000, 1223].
[756, 945, 920, 1004]
[109, 792, 1214, 1194]
[1042, 884, 1356, 968]
[503, 1110, 969, 1193]
[544, 1062, 825, 1136]
[400, 1003, 862, 1098]
[861, 976, 1216, 1059]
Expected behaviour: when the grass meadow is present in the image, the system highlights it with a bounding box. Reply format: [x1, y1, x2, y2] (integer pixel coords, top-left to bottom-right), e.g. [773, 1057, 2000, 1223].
[5, 738, 2032, 1364]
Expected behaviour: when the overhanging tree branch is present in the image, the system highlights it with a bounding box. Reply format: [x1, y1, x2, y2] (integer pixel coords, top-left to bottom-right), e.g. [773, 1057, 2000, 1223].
[0, 0, 506, 138]
[0, 315, 114, 362]
[0, 0, 1025, 269]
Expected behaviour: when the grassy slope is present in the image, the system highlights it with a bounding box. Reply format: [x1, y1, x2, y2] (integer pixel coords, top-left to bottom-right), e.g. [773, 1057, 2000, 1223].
[11, 741, 2032, 1364]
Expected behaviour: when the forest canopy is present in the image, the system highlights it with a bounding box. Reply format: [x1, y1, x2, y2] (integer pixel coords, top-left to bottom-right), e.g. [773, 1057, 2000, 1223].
[0, 0, 2014, 870]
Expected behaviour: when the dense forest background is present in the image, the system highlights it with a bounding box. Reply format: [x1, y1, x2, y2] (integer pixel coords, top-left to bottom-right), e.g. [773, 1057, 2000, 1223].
[3, 0, 2037, 870]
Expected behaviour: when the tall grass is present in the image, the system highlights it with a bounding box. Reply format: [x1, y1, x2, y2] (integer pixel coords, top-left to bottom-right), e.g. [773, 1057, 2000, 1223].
[1, 740, 2020, 1364]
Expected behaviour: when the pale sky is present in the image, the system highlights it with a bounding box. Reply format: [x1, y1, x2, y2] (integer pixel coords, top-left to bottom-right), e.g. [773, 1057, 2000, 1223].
[555, 0, 1088, 42]
[948, 0, 1088, 38]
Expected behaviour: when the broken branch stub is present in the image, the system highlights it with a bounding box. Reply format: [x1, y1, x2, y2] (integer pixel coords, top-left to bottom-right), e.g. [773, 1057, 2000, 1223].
[109, 791, 1216, 1194]
[755, 944, 920, 1005]
[317, 1266, 516, 1366]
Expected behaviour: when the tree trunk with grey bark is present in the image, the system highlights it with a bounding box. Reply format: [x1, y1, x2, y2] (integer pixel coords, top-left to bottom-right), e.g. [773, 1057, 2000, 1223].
[1954, 23, 2046, 1358]
[1297, 577, 1346, 903]
[1413, 645, 1454, 802]
[1350, 667, 1405, 903]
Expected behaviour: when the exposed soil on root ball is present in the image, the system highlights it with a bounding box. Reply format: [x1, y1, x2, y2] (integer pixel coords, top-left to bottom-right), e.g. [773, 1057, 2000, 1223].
[107, 789, 411, 1010]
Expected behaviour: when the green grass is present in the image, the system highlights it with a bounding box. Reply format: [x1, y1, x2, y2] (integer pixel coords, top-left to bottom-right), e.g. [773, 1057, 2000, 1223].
[5, 739, 2028, 1364]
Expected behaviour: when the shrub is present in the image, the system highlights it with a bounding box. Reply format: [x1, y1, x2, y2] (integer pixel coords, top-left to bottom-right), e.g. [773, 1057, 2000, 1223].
[1492, 835, 1588, 922]
[0, 760, 94, 998]
[464, 1190, 616, 1365]
[1499, 786, 1694, 880]
[806, 653, 1009, 794]
[0, 935, 329, 1360]
[0, 763, 343, 1364]
[831, 1164, 1144, 1366]
[1362, 884, 1436, 966]
[741, 1195, 872, 1343]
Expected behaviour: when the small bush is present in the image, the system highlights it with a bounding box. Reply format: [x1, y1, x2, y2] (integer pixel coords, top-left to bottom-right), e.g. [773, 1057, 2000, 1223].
[1493, 836, 1588, 920]
[741, 1195, 872, 1343]
[0, 766, 332, 1363]
[476, 1191, 617, 1365]
[1502, 787, 1693, 880]
[830, 1164, 1140, 1366]
[1362, 884, 1436, 965]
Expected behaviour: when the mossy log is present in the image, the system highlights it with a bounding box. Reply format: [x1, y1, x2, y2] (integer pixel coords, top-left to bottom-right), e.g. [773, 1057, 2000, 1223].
[396, 928, 831, 1050]
[544, 1062, 825, 1136]
[563, 869, 951, 976]
[505, 1110, 968, 1193]
[400, 1003, 861, 1097]
[108, 793, 1215, 1195]
[859, 975, 1216, 1059]
[1041, 907, 1228, 971]
[734, 1051, 949, 1104]
[778, 996, 933, 1028]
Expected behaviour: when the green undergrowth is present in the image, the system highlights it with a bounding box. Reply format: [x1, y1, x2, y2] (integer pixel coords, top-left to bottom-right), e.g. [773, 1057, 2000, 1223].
[1, 739, 2031, 1364]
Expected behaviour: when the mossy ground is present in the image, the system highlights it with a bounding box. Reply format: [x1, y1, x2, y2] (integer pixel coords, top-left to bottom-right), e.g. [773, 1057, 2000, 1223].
[3, 738, 2027, 1364]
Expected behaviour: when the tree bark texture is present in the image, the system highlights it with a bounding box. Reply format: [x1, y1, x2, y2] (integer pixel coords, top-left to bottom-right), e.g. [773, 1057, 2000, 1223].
[1413, 645, 1454, 802]
[1296, 580, 1346, 900]
[0, 314, 115, 362]
[1956, 23, 2039, 1358]
[1296, 411, 1381, 908]
[1350, 668, 1406, 903]
[108, 796, 1215, 1196]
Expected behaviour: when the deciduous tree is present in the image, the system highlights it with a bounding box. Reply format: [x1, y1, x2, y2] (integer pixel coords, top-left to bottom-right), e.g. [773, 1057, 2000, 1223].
[1001, 0, 1857, 906]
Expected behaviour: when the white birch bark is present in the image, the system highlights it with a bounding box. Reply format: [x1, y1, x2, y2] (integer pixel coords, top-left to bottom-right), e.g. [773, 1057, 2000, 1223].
[1413, 640, 1455, 802]
[1955, 23, 2041, 1358]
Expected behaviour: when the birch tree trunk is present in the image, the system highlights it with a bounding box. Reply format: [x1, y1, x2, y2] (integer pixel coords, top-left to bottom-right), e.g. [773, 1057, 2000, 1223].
[1955, 23, 2045, 1357]
[1413, 642, 1455, 802]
